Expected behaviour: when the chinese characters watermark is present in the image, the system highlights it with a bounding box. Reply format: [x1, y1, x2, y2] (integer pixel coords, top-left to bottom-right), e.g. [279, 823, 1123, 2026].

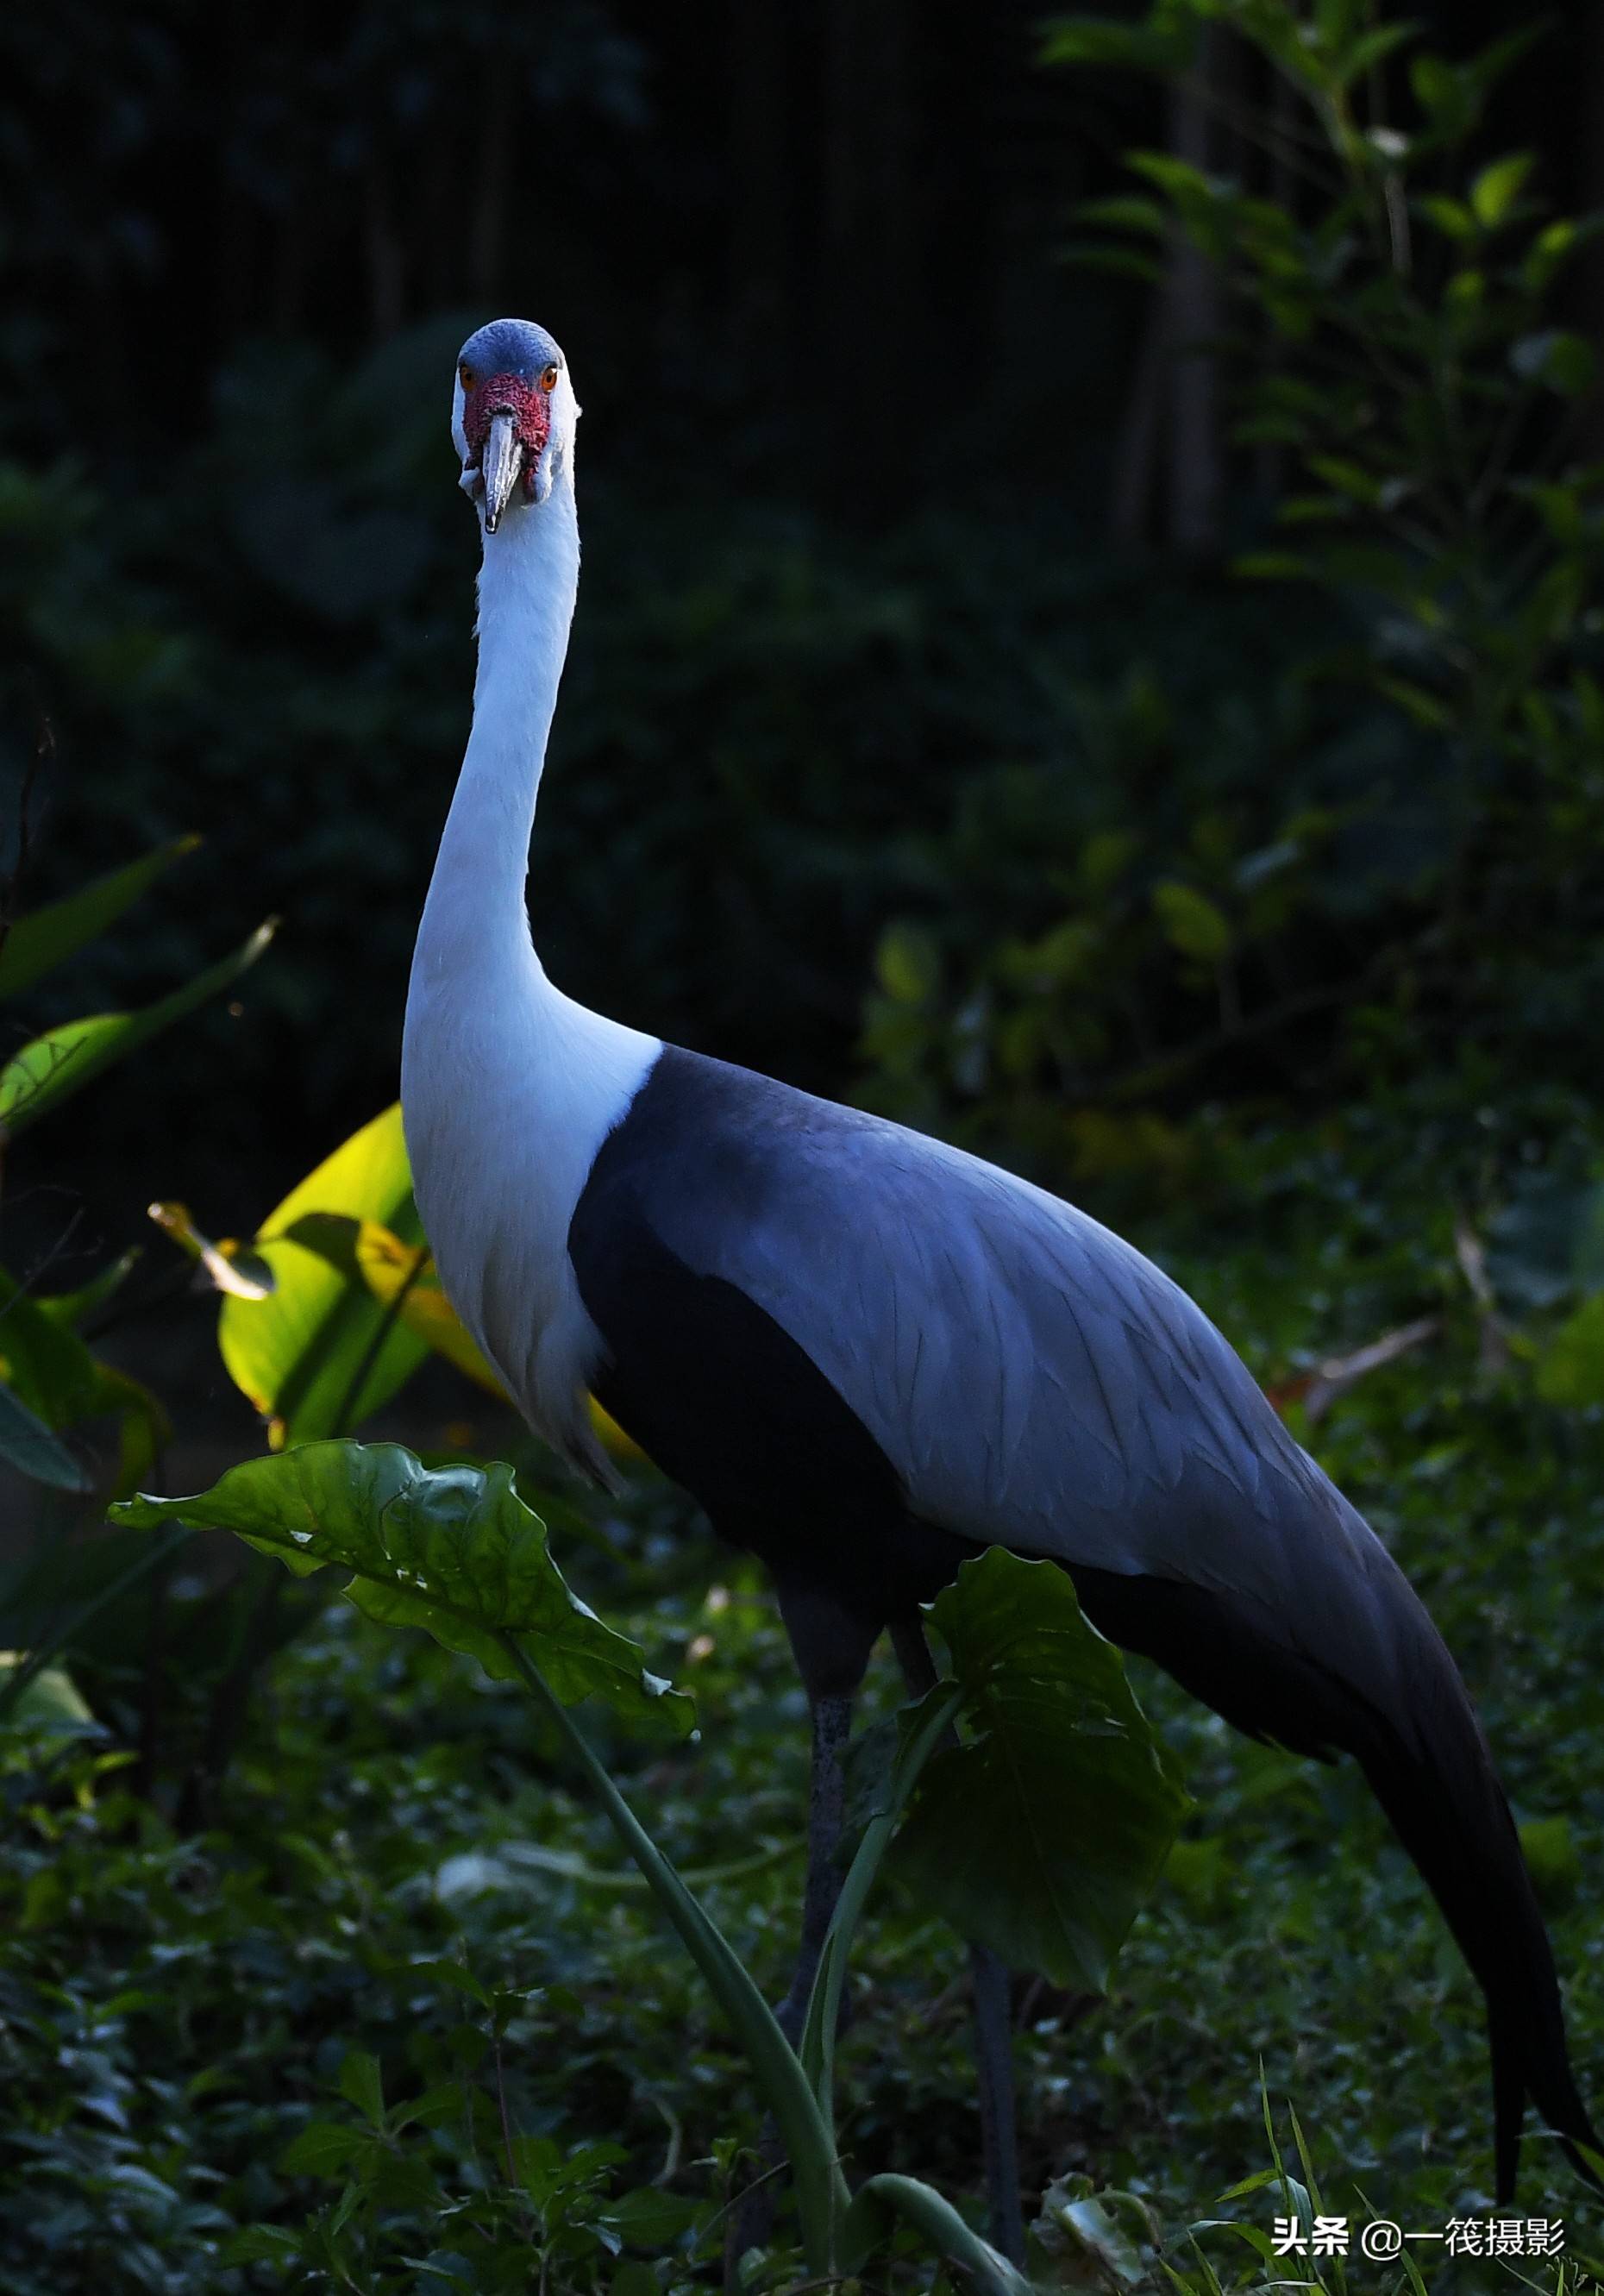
[1272, 2213, 1565, 2260]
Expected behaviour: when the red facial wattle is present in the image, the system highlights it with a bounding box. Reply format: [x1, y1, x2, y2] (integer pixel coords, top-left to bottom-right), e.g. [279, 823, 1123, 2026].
[462, 371, 553, 499]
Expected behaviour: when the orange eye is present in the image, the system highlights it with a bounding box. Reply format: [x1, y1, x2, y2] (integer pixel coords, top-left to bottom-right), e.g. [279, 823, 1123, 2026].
[540, 363, 560, 392]
[458, 362, 476, 391]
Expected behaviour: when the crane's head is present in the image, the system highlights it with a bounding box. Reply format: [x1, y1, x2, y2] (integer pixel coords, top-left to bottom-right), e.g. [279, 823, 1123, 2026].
[452, 317, 578, 534]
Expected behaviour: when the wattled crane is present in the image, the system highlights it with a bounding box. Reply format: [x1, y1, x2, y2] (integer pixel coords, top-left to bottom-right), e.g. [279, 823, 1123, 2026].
[400, 317, 1599, 2255]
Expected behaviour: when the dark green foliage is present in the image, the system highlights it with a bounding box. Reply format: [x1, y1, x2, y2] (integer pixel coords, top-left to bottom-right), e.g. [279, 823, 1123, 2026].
[893, 1553, 1188, 1992]
[863, 3, 1604, 1183]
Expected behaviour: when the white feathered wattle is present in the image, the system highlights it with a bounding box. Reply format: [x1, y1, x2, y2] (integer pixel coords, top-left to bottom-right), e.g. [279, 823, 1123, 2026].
[401, 371, 658, 1476]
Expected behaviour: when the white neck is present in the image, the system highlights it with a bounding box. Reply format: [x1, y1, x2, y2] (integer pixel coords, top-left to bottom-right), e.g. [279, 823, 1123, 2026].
[416, 481, 580, 979]
[400, 472, 659, 1477]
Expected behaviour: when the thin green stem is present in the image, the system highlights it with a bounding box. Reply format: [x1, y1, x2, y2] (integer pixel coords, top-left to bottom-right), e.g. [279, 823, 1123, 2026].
[329, 1244, 428, 1437]
[800, 1683, 964, 2138]
[497, 1634, 850, 2275]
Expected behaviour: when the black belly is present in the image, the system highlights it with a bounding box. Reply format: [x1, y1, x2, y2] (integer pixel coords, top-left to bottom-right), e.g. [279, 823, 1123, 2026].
[586, 1238, 978, 1669]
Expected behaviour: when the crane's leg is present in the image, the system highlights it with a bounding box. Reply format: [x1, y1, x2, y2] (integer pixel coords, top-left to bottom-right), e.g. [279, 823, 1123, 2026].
[776, 1691, 854, 2042]
[969, 1941, 1024, 2262]
[730, 1581, 915, 2276]
[890, 1615, 1026, 2267]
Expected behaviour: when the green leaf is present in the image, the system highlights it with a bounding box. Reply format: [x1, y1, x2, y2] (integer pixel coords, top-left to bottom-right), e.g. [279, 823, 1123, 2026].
[0, 1652, 95, 1733]
[1535, 1294, 1604, 1406]
[1033, 2179, 1160, 2288]
[1335, 22, 1415, 89]
[596, 2188, 700, 2249]
[110, 1440, 694, 1738]
[278, 2120, 364, 2178]
[412, 1958, 492, 2009]
[1060, 242, 1164, 285]
[219, 2228, 304, 2267]
[0, 1379, 89, 1490]
[388, 2080, 467, 2132]
[886, 1551, 1187, 1991]
[218, 1103, 429, 1445]
[1073, 193, 1169, 238]
[875, 922, 940, 1004]
[1373, 674, 1455, 732]
[1126, 149, 1234, 223]
[0, 919, 275, 1138]
[1163, 1833, 1231, 1916]
[1306, 454, 1382, 506]
[36, 1249, 142, 1332]
[844, 2172, 1034, 2295]
[1469, 152, 1533, 229]
[0, 834, 200, 1001]
[285, 1212, 503, 1395]
[0, 1266, 104, 1427]
[1510, 330, 1596, 397]
[1522, 215, 1604, 292]
[1231, 551, 1317, 583]
[0, 1267, 168, 1496]
[1416, 193, 1474, 242]
[1152, 881, 1232, 963]
[337, 2050, 385, 2129]
[609, 2265, 661, 2296]
[1519, 1814, 1581, 1904]
[88, 1365, 172, 1499]
[1038, 15, 1195, 72]
[1409, 54, 1463, 125]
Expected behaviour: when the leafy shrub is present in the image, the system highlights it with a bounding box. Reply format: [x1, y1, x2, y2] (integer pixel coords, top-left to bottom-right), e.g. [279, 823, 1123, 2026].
[861, 5, 1604, 1191]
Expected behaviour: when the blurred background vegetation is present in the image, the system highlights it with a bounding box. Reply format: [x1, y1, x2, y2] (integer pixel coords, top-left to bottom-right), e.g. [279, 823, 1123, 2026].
[2, 0, 1596, 1225]
[6, 0, 1604, 2287]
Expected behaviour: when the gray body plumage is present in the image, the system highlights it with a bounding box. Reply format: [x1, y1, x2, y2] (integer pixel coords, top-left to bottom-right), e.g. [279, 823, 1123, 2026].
[578, 1047, 1403, 1706]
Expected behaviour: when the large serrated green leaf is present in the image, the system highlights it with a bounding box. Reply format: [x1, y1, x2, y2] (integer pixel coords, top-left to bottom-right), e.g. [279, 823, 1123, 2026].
[887, 1550, 1187, 1991]
[110, 1440, 693, 1740]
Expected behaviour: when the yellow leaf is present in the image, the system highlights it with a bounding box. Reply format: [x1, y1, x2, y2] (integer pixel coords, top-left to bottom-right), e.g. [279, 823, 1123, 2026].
[350, 1220, 507, 1398]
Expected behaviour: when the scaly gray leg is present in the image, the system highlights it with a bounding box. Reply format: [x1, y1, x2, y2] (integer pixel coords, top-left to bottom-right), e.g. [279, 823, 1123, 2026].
[776, 1692, 853, 2042]
[890, 1615, 1025, 2266]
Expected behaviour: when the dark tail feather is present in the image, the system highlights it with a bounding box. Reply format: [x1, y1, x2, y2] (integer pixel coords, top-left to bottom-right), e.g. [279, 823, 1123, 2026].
[1354, 1630, 1602, 2203]
[1069, 1553, 1600, 2199]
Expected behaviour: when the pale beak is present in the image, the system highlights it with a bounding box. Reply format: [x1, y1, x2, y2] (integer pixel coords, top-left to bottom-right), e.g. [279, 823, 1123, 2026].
[479, 410, 523, 533]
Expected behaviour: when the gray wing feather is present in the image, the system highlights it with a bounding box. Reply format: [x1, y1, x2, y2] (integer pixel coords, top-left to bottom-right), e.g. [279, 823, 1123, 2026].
[648, 1072, 1388, 1629]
